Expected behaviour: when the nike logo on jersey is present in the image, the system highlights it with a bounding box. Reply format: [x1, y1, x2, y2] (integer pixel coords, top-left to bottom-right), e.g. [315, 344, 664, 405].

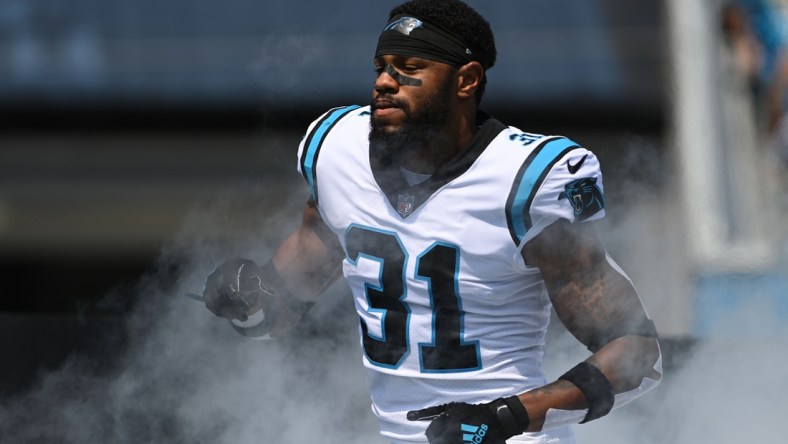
[567, 154, 588, 174]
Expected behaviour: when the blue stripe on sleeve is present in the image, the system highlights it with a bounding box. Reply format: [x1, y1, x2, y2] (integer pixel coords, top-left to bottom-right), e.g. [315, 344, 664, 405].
[302, 105, 361, 200]
[510, 137, 577, 243]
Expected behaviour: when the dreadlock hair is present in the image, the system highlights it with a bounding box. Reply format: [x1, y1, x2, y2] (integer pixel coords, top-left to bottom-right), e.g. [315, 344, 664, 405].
[388, 0, 497, 103]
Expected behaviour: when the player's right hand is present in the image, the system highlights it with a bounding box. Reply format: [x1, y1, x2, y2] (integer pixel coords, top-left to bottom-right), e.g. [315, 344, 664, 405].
[202, 258, 268, 322]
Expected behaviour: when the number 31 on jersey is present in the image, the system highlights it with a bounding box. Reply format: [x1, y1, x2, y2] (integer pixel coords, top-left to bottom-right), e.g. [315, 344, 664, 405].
[345, 224, 481, 373]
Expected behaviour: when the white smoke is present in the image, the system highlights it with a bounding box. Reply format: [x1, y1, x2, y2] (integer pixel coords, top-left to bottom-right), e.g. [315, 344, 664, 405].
[1, 141, 786, 444]
[2, 2, 787, 441]
[564, 336, 788, 444]
[0, 182, 382, 443]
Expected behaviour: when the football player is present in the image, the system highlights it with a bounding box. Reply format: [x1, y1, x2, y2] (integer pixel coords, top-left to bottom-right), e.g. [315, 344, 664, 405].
[201, 1, 662, 443]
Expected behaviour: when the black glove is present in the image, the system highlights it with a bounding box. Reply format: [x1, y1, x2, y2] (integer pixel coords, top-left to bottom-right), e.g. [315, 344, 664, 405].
[407, 396, 529, 444]
[202, 258, 276, 327]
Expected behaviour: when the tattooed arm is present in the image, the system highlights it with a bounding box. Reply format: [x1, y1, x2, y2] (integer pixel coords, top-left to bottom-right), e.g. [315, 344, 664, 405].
[517, 219, 662, 431]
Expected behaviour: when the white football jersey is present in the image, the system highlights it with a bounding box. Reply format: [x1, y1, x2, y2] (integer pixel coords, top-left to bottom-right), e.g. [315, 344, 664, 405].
[296, 105, 605, 443]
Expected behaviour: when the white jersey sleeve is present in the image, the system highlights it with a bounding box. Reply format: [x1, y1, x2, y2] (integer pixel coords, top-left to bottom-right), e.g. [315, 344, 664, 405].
[508, 136, 606, 252]
[296, 105, 364, 204]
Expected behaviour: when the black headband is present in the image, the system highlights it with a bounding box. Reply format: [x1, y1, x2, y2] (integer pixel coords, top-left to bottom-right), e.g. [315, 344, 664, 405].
[376, 14, 486, 68]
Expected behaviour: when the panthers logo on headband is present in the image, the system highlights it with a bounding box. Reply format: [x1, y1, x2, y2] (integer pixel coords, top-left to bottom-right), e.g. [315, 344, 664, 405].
[558, 177, 605, 221]
[384, 16, 423, 35]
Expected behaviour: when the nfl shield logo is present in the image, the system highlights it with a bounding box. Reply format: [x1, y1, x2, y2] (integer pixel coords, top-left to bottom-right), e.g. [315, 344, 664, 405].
[397, 193, 415, 217]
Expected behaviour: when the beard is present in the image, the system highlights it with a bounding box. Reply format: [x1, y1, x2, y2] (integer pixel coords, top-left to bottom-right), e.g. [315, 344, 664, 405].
[369, 80, 453, 169]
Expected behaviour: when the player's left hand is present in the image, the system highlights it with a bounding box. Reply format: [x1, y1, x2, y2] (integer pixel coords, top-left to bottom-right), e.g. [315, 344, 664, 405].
[407, 397, 528, 444]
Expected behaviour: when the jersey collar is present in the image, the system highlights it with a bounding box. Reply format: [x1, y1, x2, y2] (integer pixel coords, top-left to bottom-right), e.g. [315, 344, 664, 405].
[369, 112, 507, 218]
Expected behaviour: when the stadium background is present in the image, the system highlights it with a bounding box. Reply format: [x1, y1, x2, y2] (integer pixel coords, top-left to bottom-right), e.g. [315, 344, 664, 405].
[1, 0, 786, 442]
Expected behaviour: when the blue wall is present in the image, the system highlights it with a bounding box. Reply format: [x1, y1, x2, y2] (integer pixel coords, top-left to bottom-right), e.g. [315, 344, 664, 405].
[694, 266, 788, 338]
[0, 0, 664, 111]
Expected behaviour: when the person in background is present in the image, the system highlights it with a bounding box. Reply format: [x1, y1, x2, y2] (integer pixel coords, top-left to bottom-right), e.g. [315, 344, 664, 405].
[723, 0, 788, 137]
